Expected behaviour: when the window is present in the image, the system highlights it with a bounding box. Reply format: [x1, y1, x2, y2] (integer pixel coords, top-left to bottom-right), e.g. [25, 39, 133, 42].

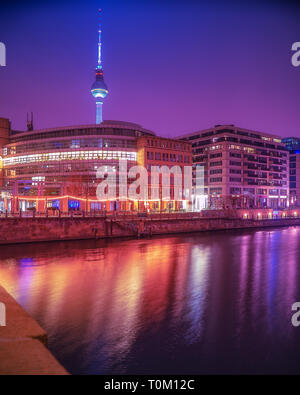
[210, 187, 222, 193]
[230, 161, 241, 166]
[230, 187, 241, 194]
[244, 188, 255, 194]
[243, 147, 255, 153]
[210, 169, 222, 175]
[257, 189, 267, 195]
[210, 152, 222, 159]
[210, 177, 222, 182]
[240, 139, 252, 145]
[230, 152, 241, 158]
[210, 161, 222, 166]
[229, 145, 241, 150]
[71, 140, 80, 148]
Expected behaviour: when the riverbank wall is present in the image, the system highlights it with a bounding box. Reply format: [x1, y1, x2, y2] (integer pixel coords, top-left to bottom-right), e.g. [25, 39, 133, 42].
[0, 285, 68, 375]
[1, 211, 300, 244]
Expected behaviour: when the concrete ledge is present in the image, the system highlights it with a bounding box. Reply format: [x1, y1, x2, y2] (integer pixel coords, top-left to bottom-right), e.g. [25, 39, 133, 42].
[0, 339, 68, 375]
[0, 285, 47, 344]
[0, 285, 68, 375]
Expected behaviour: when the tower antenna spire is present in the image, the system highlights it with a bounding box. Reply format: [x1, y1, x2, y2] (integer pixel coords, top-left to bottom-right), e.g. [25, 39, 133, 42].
[91, 8, 108, 124]
[97, 8, 103, 70]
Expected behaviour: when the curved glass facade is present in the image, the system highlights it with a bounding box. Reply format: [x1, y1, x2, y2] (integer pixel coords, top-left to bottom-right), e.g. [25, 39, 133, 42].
[1, 122, 153, 211]
[0, 120, 192, 213]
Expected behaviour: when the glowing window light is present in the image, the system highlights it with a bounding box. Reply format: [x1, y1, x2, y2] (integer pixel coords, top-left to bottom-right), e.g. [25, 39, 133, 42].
[3, 150, 137, 166]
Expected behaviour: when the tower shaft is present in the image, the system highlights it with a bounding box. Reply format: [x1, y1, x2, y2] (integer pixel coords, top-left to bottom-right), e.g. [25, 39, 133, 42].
[96, 101, 103, 124]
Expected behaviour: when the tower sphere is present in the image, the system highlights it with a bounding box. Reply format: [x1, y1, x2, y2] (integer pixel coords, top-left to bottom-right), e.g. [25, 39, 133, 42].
[91, 70, 108, 101]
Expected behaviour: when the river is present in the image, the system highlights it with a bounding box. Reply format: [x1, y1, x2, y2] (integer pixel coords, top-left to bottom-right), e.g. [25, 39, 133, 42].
[1, 227, 300, 374]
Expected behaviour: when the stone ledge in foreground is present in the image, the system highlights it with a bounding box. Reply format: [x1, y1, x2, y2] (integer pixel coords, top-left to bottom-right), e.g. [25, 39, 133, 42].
[0, 285, 47, 344]
[0, 339, 68, 375]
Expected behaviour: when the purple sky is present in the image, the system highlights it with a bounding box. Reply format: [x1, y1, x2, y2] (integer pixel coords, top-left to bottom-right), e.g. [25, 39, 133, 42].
[0, 0, 300, 138]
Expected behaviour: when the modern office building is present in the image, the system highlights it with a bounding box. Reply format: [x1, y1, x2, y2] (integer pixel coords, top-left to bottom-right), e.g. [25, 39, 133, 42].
[282, 137, 300, 152]
[0, 118, 10, 211]
[137, 135, 192, 211]
[282, 137, 300, 207]
[179, 125, 289, 209]
[0, 119, 191, 213]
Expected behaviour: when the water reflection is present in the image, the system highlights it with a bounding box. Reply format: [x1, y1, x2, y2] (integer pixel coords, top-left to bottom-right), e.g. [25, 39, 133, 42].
[1, 227, 300, 374]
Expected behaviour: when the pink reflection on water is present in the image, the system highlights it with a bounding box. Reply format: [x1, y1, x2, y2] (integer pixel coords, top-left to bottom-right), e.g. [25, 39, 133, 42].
[0, 228, 300, 374]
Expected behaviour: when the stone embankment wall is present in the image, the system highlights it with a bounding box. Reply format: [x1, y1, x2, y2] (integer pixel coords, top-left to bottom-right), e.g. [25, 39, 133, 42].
[1, 215, 300, 244]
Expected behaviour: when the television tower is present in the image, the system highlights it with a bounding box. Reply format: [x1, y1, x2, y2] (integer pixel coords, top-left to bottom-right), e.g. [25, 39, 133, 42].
[91, 9, 108, 124]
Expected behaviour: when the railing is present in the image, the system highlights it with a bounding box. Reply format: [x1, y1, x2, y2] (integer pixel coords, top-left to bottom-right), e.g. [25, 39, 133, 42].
[0, 210, 107, 219]
[0, 210, 215, 220]
[1, 209, 300, 221]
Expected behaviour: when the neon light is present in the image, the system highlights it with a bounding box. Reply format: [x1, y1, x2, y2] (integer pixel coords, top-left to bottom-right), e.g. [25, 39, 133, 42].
[12, 195, 189, 204]
[3, 150, 137, 166]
